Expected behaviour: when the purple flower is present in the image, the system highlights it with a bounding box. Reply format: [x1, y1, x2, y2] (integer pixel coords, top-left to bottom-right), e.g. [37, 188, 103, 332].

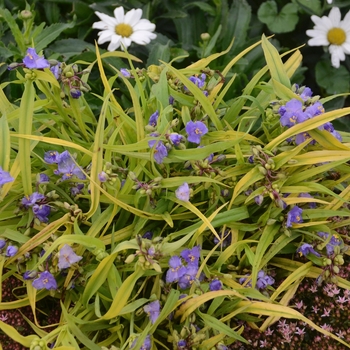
[148, 110, 159, 127]
[305, 101, 324, 118]
[318, 232, 342, 256]
[286, 206, 303, 227]
[169, 96, 175, 105]
[239, 274, 252, 287]
[0, 239, 6, 249]
[299, 87, 313, 101]
[148, 140, 168, 164]
[32, 271, 57, 290]
[21, 192, 45, 208]
[185, 121, 208, 144]
[299, 192, 316, 209]
[188, 73, 206, 88]
[254, 195, 263, 206]
[0, 166, 14, 186]
[6, 245, 18, 257]
[143, 300, 160, 324]
[98, 171, 109, 182]
[209, 279, 222, 291]
[131, 335, 151, 350]
[44, 151, 60, 164]
[23, 48, 50, 69]
[58, 244, 83, 270]
[279, 99, 307, 127]
[175, 182, 190, 201]
[168, 133, 184, 146]
[56, 151, 86, 180]
[120, 68, 131, 78]
[50, 63, 61, 80]
[178, 264, 199, 289]
[142, 231, 153, 240]
[37, 173, 50, 184]
[256, 270, 275, 290]
[297, 243, 321, 257]
[32, 204, 51, 223]
[70, 89, 81, 99]
[181, 245, 200, 265]
[166, 256, 187, 283]
[178, 340, 187, 348]
[23, 270, 38, 280]
[295, 132, 315, 145]
[70, 183, 84, 196]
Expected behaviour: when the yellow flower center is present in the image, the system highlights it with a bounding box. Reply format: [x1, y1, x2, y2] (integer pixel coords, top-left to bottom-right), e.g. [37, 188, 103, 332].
[115, 23, 133, 37]
[195, 128, 202, 135]
[327, 27, 346, 45]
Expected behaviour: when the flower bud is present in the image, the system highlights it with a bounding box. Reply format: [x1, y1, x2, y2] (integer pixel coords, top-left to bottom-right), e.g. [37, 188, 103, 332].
[201, 33, 210, 41]
[20, 10, 33, 19]
[125, 254, 136, 264]
[333, 265, 340, 274]
[258, 166, 267, 175]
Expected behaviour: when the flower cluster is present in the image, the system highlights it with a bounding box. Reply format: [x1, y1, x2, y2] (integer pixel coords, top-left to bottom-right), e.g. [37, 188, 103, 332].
[44, 150, 86, 181]
[239, 270, 275, 290]
[143, 300, 161, 324]
[166, 246, 202, 289]
[277, 84, 341, 144]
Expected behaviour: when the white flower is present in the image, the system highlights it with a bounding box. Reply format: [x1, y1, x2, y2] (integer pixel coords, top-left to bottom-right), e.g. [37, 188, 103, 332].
[92, 7, 156, 51]
[327, 0, 333, 3]
[306, 7, 350, 68]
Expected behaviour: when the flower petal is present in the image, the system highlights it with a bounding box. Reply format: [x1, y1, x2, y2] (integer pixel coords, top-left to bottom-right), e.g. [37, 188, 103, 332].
[113, 7, 125, 23]
[94, 11, 117, 27]
[133, 19, 156, 32]
[124, 8, 143, 26]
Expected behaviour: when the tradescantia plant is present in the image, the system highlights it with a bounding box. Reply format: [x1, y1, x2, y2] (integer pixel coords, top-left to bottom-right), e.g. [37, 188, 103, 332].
[2, 32, 350, 350]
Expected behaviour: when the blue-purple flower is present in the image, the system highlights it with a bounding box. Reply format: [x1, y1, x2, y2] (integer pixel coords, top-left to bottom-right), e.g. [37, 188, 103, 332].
[185, 121, 208, 144]
[299, 87, 313, 101]
[0, 167, 14, 186]
[256, 270, 275, 290]
[71, 183, 84, 196]
[131, 335, 151, 350]
[209, 279, 222, 291]
[318, 232, 342, 256]
[304, 101, 324, 118]
[188, 73, 206, 89]
[166, 256, 187, 283]
[70, 89, 82, 99]
[178, 264, 199, 289]
[178, 340, 187, 349]
[58, 244, 83, 270]
[299, 192, 316, 209]
[23, 48, 50, 69]
[44, 151, 60, 164]
[279, 99, 308, 128]
[23, 270, 38, 280]
[175, 182, 190, 201]
[37, 173, 50, 184]
[181, 245, 200, 265]
[148, 110, 159, 127]
[56, 151, 86, 180]
[168, 133, 184, 146]
[32, 271, 57, 290]
[0, 239, 6, 249]
[50, 63, 61, 80]
[143, 300, 160, 324]
[98, 171, 109, 182]
[32, 204, 51, 223]
[6, 245, 18, 257]
[148, 140, 168, 164]
[286, 206, 303, 227]
[120, 68, 131, 78]
[21, 192, 45, 208]
[297, 243, 321, 257]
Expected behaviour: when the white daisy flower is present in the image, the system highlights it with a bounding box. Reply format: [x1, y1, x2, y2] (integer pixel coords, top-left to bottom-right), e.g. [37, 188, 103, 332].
[306, 7, 350, 68]
[92, 6, 156, 51]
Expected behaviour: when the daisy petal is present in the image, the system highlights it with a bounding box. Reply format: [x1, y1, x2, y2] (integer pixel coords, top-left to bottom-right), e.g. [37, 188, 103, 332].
[114, 7, 125, 23]
[124, 9, 143, 26]
[94, 12, 117, 27]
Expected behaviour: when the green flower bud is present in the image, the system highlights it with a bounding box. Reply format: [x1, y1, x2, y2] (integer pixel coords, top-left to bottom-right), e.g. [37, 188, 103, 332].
[258, 166, 267, 175]
[125, 254, 135, 264]
[20, 10, 33, 19]
[333, 265, 340, 274]
[201, 32, 210, 41]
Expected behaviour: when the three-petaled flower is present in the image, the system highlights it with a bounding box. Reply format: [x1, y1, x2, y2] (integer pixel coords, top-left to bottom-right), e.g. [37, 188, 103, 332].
[23, 48, 50, 69]
[32, 271, 57, 290]
[143, 300, 160, 324]
[185, 121, 208, 144]
[58, 244, 83, 270]
[0, 166, 14, 186]
[175, 182, 190, 201]
[286, 206, 303, 227]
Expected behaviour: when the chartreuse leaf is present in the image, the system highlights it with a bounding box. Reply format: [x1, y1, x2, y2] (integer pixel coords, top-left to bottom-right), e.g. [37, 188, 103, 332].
[101, 267, 144, 320]
[235, 301, 350, 347]
[0, 116, 10, 170]
[0, 320, 36, 347]
[61, 303, 101, 350]
[261, 34, 291, 88]
[0, 84, 16, 116]
[85, 92, 110, 220]
[161, 61, 223, 131]
[251, 224, 279, 288]
[198, 311, 248, 343]
[18, 80, 35, 196]
[265, 107, 350, 150]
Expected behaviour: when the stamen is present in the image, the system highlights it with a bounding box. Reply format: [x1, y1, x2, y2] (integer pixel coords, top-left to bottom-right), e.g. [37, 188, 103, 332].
[327, 28, 346, 45]
[115, 23, 133, 38]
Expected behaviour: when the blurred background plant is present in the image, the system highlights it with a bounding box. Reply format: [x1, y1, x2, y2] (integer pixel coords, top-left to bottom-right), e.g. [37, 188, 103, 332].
[1, 0, 350, 118]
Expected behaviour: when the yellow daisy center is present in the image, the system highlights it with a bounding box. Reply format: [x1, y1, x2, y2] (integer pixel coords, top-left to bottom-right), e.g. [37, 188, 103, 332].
[327, 27, 346, 45]
[115, 23, 133, 38]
